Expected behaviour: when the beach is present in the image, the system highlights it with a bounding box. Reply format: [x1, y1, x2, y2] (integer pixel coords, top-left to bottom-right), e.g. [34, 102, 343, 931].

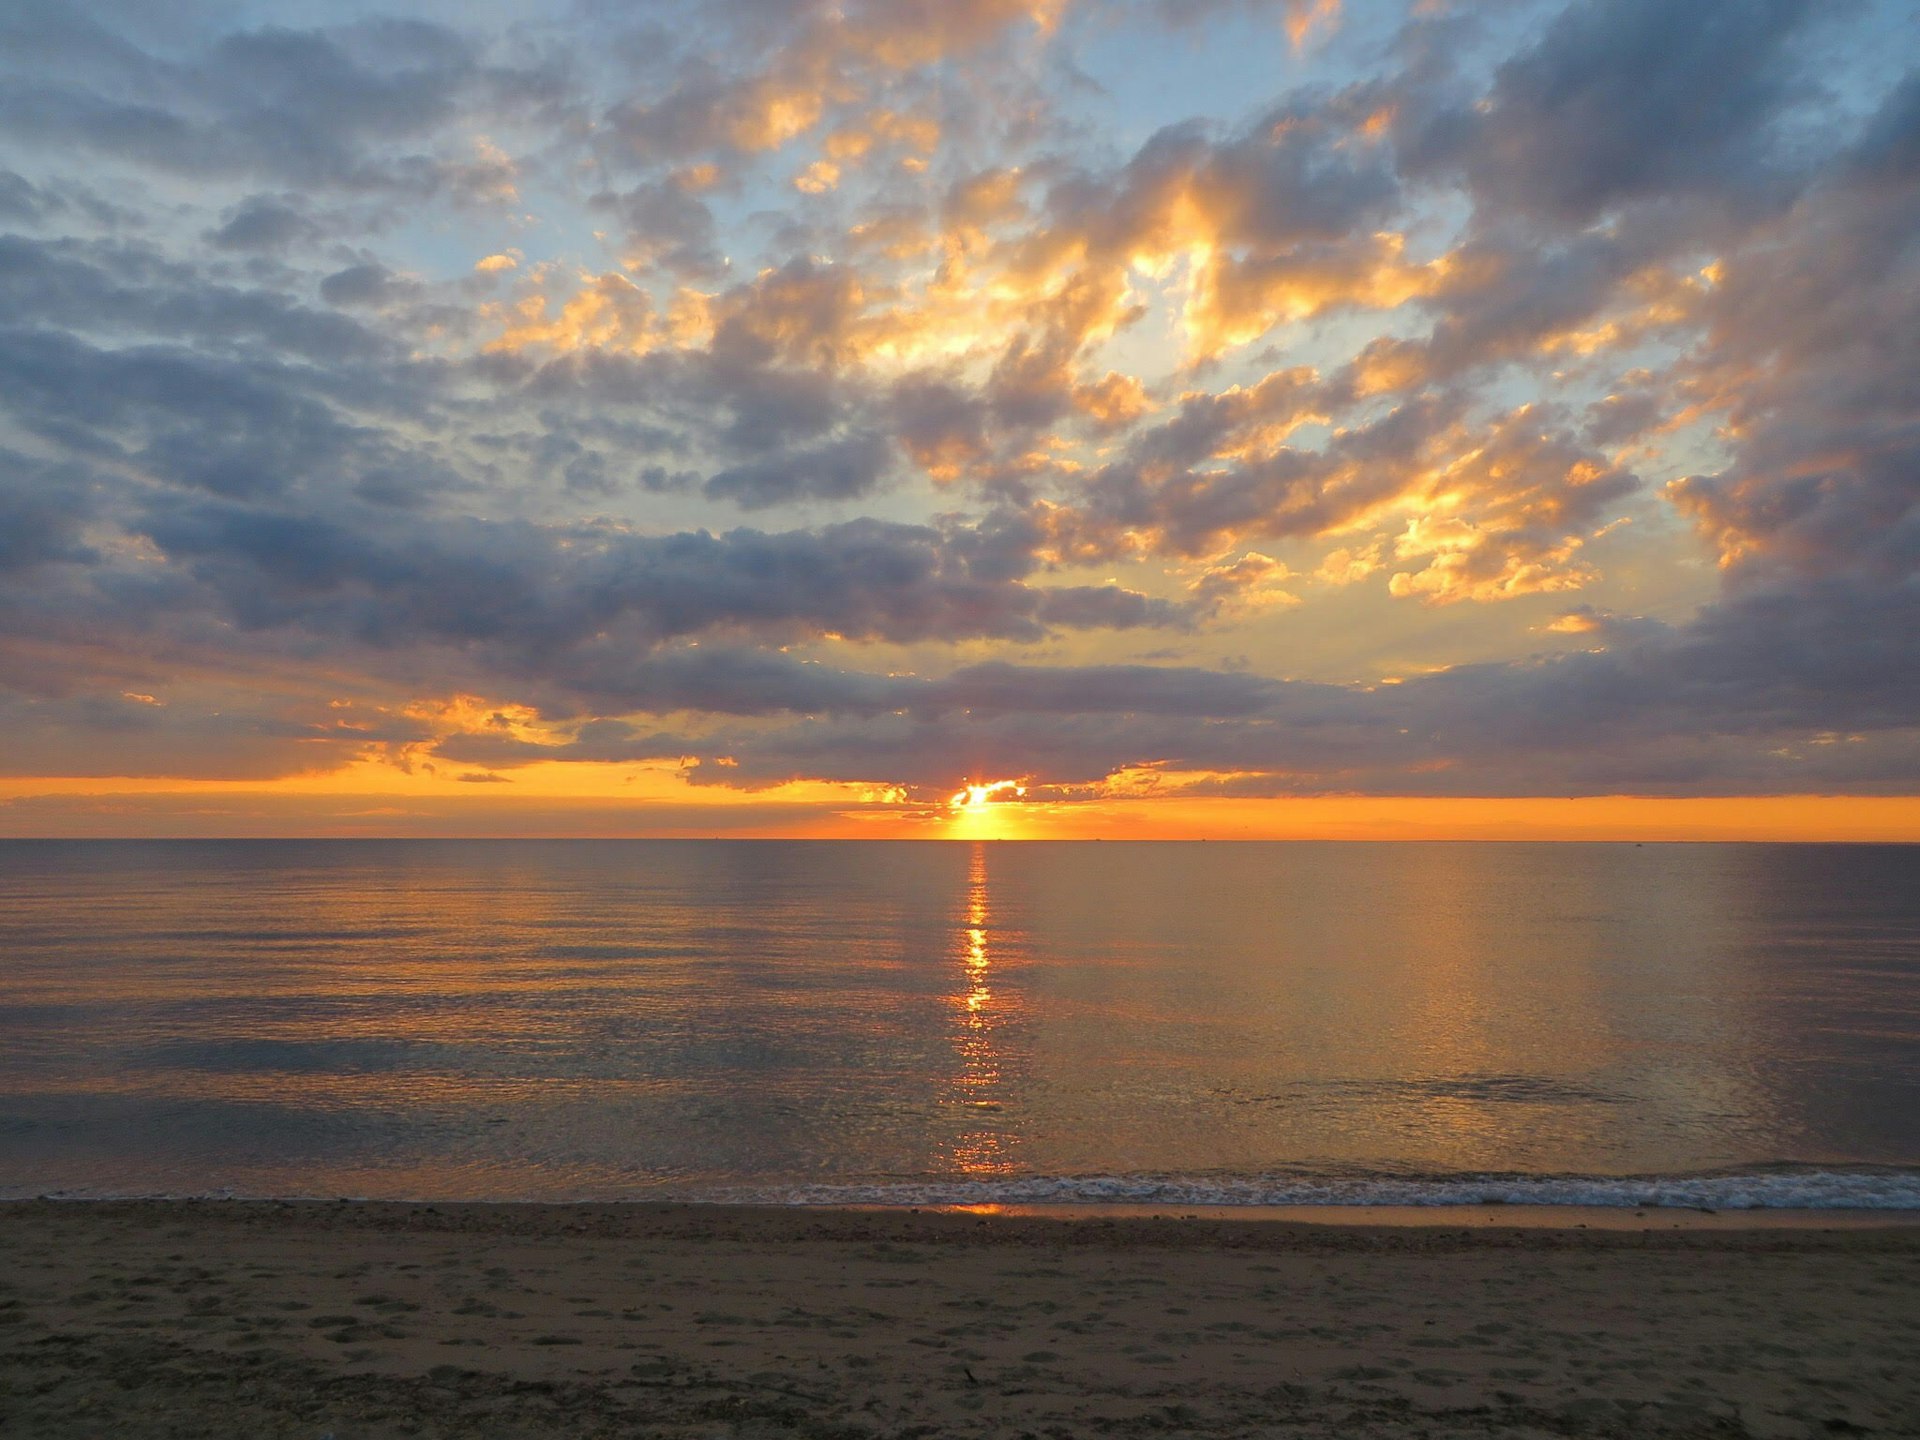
[2, 1202, 1915, 1439]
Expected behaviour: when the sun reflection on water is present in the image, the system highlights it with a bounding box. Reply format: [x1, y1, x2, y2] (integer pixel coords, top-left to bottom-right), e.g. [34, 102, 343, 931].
[945, 843, 1020, 1176]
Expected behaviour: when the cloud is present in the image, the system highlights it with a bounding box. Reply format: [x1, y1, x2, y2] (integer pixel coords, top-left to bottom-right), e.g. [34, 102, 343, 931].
[0, 10, 564, 201]
[1143, 0, 1341, 50]
[1186, 551, 1300, 618]
[1667, 80, 1920, 592]
[1034, 381, 1641, 607]
[436, 718, 693, 770]
[0, 327, 421, 501]
[1019, 104, 1411, 361]
[594, 177, 723, 278]
[0, 685, 436, 780]
[1383, 410, 1639, 604]
[0, 452, 96, 573]
[599, 0, 1063, 162]
[135, 499, 1187, 666]
[488, 621, 1920, 799]
[0, 169, 58, 224]
[319, 262, 420, 308]
[0, 234, 387, 366]
[703, 430, 893, 508]
[889, 375, 990, 479]
[0, 0, 1914, 812]
[1407, 0, 1818, 226]
[207, 195, 318, 251]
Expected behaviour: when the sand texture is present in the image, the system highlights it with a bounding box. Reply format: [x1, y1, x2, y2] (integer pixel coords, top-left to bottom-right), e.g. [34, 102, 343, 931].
[1, 1201, 1915, 1439]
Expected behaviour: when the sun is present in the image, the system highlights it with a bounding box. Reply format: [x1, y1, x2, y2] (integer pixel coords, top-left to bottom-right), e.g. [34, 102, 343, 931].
[946, 778, 1033, 838]
[949, 779, 1027, 811]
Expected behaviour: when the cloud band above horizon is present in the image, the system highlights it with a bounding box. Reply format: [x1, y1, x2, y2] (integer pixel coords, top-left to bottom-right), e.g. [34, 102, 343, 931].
[1, 0, 1916, 835]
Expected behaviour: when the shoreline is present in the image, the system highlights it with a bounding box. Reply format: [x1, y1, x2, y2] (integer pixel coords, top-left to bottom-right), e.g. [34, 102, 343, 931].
[4, 1199, 1916, 1437]
[913, 1200, 1920, 1229]
[11, 1195, 1920, 1232]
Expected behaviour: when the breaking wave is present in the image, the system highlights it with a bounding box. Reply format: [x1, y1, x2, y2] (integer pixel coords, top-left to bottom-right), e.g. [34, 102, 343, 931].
[712, 1165, 1920, 1211]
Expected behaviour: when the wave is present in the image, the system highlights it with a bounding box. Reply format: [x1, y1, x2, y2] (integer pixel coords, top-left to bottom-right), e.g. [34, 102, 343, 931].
[12, 1165, 1920, 1210]
[708, 1165, 1920, 1210]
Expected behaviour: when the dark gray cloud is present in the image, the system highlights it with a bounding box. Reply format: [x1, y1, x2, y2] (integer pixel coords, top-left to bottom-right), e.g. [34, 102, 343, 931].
[0, 234, 387, 365]
[0, 452, 96, 573]
[921, 661, 1280, 718]
[1401, 0, 1818, 225]
[429, 658, 1336, 782]
[1328, 1, 1867, 406]
[602, 56, 757, 162]
[0, 685, 437, 780]
[0, 7, 515, 195]
[889, 374, 989, 475]
[509, 619, 1920, 799]
[704, 430, 892, 508]
[594, 178, 724, 278]
[505, 652, 1282, 726]
[0, 169, 55, 223]
[135, 498, 1185, 659]
[532, 653, 1284, 726]
[0, 327, 424, 501]
[319, 262, 420, 308]
[507, 262, 865, 462]
[207, 195, 319, 251]
[1640, 79, 1920, 772]
[436, 717, 694, 769]
[534, 647, 903, 718]
[0, 234, 393, 395]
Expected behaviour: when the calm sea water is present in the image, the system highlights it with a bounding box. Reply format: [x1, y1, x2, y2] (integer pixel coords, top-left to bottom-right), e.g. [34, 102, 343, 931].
[2, 840, 1918, 1207]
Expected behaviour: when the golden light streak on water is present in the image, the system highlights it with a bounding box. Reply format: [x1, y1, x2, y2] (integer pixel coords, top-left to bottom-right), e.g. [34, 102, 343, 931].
[945, 843, 1019, 1176]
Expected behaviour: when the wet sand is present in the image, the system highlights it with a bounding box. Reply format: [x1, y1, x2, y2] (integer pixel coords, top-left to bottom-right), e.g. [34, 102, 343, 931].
[2, 1200, 1916, 1438]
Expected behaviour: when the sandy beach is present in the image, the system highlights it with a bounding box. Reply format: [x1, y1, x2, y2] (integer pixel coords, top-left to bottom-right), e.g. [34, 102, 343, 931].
[1, 1202, 1915, 1438]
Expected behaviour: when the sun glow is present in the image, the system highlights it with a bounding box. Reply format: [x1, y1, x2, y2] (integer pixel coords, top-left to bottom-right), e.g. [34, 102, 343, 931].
[949, 779, 1027, 810]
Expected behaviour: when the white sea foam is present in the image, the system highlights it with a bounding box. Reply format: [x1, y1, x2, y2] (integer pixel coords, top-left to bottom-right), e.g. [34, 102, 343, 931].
[712, 1169, 1920, 1211]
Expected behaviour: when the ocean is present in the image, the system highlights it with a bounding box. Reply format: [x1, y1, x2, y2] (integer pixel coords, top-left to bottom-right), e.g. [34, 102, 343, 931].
[2, 839, 1917, 1208]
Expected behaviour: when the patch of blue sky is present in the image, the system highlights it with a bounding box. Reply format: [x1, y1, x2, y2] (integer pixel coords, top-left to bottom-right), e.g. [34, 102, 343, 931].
[1056, 8, 1328, 156]
[1794, 0, 1916, 130]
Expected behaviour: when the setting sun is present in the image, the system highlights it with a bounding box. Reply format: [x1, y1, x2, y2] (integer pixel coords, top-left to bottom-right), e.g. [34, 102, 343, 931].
[949, 780, 1029, 811]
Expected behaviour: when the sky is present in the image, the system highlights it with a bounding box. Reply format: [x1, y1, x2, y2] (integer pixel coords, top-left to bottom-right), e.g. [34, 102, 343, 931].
[1, 0, 1916, 839]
